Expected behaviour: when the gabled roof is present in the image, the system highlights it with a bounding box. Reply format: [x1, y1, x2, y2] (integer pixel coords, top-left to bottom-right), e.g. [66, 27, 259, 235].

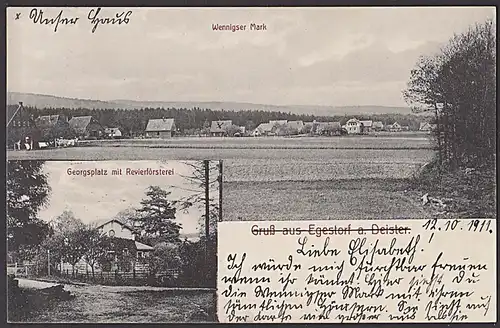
[269, 120, 287, 126]
[346, 118, 360, 123]
[135, 241, 153, 251]
[316, 122, 341, 131]
[286, 121, 304, 131]
[210, 120, 232, 133]
[256, 123, 273, 132]
[360, 120, 373, 127]
[145, 118, 175, 132]
[69, 116, 100, 134]
[35, 115, 66, 129]
[93, 218, 135, 232]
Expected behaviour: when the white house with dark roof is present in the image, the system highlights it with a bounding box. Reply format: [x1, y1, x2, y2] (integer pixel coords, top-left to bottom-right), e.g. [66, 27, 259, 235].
[345, 118, 362, 134]
[145, 118, 176, 138]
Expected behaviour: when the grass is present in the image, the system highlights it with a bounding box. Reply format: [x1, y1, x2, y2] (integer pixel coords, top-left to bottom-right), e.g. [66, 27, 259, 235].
[10, 284, 217, 323]
[407, 159, 497, 218]
[77, 135, 432, 149]
[224, 179, 431, 221]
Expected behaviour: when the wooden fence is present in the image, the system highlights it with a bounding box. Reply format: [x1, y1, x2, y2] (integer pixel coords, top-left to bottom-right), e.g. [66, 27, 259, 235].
[57, 268, 181, 286]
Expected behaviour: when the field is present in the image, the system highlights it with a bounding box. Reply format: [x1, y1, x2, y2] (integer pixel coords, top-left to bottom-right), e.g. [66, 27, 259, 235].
[11, 280, 216, 323]
[7, 135, 435, 221]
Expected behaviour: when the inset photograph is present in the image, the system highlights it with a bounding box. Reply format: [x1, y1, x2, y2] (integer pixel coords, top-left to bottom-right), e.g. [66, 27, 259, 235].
[7, 160, 221, 323]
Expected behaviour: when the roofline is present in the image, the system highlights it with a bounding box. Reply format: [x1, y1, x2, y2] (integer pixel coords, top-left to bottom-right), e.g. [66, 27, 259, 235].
[95, 219, 135, 232]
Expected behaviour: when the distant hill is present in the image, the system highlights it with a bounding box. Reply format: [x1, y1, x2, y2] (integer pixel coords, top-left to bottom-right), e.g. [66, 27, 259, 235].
[7, 91, 419, 116]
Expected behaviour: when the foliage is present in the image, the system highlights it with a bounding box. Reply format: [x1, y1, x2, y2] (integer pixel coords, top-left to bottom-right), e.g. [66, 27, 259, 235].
[135, 186, 182, 244]
[178, 237, 217, 288]
[49, 210, 85, 235]
[81, 228, 110, 276]
[403, 19, 496, 169]
[277, 125, 299, 136]
[7, 161, 52, 261]
[147, 242, 182, 275]
[224, 124, 242, 136]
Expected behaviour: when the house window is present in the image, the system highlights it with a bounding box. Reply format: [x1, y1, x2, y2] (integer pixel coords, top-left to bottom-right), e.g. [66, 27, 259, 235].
[157, 132, 160, 136]
[137, 251, 143, 258]
[109, 229, 115, 237]
[123, 248, 129, 255]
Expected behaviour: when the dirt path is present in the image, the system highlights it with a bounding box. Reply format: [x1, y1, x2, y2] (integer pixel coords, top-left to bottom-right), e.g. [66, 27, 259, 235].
[19, 282, 217, 323]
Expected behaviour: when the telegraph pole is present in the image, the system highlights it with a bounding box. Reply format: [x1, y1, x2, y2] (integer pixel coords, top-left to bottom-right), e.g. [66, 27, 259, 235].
[47, 249, 51, 276]
[218, 160, 223, 222]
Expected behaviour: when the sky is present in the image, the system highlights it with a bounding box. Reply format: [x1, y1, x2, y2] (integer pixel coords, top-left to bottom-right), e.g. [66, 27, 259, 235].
[7, 7, 495, 107]
[37, 160, 216, 237]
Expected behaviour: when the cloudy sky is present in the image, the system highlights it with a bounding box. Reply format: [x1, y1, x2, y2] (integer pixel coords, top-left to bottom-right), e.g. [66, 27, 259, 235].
[37, 161, 216, 237]
[7, 7, 495, 106]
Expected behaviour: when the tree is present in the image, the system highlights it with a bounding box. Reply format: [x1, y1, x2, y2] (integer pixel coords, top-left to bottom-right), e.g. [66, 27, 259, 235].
[168, 161, 220, 287]
[147, 242, 182, 276]
[135, 186, 181, 245]
[81, 227, 110, 277]
[7, 161, 52, 262]
[224, 124, 242, 137]
[403, 19, 496, 170]
[62, 227, 91, 275]
[49, 210, 85, 235]
[112, 207, 143, 229]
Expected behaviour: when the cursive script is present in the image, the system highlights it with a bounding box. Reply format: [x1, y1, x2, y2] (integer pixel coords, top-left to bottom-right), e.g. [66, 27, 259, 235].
[218, 219, 496, 323]
[27, 8, 132, 33]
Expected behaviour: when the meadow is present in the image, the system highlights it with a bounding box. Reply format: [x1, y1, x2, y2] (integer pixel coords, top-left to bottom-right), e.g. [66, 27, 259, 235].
[13, 283, 216, 323]
[7, 135, 435, 221]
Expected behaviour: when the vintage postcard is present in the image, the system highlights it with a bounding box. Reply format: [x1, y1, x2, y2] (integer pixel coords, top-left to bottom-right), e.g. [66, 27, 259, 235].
[6, 6, 497, 324]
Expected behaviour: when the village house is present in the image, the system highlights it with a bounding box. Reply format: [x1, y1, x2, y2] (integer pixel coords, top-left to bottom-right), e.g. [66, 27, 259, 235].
[316, 121, 342, 136]
[303, 122, 314, 133]
[388, 122, 402, 132]
[345, 118, 362, 134]
[286, 121, 305, 133]
[372, 121, 384, 131]
[145, 118, 176, 138]
[104, 127, 123, 139]
[210, 120, 233, 137]
[237, 126, 246, 136]
[276, 120, 305, 135]
[419, 122, 437, 132]
[254, 122, 273, 136]
[69, 116, 105, 139]
[62, 219, 153, 274]
[7, 102, 40, 150]
[359, 120, 373, 133]
[35, 115, 72, 141]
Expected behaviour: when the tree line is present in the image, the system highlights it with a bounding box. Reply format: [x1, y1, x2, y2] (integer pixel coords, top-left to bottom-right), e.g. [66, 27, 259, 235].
[403, 19, 496, 170]
[8, 104, 427, 136]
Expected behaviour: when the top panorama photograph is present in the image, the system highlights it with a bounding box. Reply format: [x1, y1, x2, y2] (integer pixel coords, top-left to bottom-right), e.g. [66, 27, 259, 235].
[6, 7, 496, 221]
